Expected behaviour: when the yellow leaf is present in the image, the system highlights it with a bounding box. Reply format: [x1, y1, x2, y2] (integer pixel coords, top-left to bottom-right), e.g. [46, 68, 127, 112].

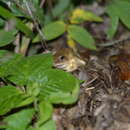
[67, 35, 77, 52]
[70, 8, 103, 24]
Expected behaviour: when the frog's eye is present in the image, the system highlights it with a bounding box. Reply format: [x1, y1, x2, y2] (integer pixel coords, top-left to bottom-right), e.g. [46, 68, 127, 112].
[59, 55, 66, 61]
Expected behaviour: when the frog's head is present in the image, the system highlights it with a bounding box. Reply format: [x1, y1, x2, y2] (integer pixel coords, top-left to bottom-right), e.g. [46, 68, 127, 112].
[53, 48, 86, 72]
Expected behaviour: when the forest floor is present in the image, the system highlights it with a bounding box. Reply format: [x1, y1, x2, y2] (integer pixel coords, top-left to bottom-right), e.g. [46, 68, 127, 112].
[50, 1, 130, 130]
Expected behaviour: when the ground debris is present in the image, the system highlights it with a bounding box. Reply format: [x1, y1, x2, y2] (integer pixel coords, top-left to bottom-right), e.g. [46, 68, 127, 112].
[54, 50, 130, 130]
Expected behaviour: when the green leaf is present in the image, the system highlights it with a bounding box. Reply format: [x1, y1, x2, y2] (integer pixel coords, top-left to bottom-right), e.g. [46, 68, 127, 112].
[0, 86, 26, 115]
[31, 0, 44, 26]
[68, 25, 96, 50]
[8, 53, 53, 85]
[4, 109, 34, 130]
[0, 52, 80, 105]
[43, 14, 53, 25]
[106, 3, 119, 38]
[0, 30, 15, 47]
[0, 5, 34, 38]
[17, 96, 35, 107]
[52, 0, 70, 17]
[107, 16, 119, 39]
[106, 0, 130, 38]
[0, 50, 10, 58]
[28, 120, 56, 130]
[38, 119, 57, 130]
[0, 53, 24, 77]
[37, 101, 53, 125]
[0, 53, 53, 86]
[8, 2, 28, 17]
[28, 69, 80, 104]
[43, 20, 66, 40]
[116, 0, 130, 29]
[0, 52, 52, 85]
[0, 18, 4, 27]
[33, 21, 66, 42]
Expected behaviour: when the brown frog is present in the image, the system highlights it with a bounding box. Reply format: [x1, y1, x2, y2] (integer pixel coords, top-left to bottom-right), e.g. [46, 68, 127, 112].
[53, 48, 89, 72]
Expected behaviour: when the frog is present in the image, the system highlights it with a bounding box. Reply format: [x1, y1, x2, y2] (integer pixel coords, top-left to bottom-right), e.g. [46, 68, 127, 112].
[53, 48, 89, 72]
